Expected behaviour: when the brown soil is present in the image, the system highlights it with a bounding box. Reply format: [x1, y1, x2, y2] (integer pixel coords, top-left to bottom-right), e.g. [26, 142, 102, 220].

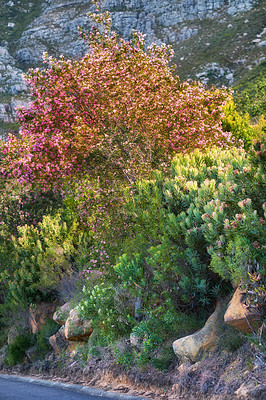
[0, 343, 265, 400]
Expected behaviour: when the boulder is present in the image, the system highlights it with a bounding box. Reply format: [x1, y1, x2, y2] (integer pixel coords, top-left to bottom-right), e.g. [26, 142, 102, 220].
[173, 302, 224, 363]
[29, 302, 57, 334]
[224, 287, 263, 334]
[53, 302, 71, 326]
[49, 326, 68, 354]
[65, 307, 93, 342]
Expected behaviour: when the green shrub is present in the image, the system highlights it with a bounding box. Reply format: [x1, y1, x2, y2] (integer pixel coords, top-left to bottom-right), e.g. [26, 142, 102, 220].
[0, 213, 79, 305]
[78, 142, 265, 368]
[0, 185, 63, 236]
[112, 344, 134, 369]
[222, 100, 258, 149]
[4, 333, 34, 366]
[234, 60, 266, 119]
[129, 308, 203, 369]
[124, 143, 265, 297]
[36, 318, 60, 357]
[78, 283, 136, 344]
[221, 326, 247, 352]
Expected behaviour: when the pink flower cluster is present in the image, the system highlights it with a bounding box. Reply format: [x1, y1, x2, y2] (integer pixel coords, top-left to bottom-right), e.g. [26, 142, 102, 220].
[2, 10, 232, 188]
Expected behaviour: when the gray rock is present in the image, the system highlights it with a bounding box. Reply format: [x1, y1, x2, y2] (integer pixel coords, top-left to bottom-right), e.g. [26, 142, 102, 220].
[196, 62, 234, 85]
[10, 0, 257, 68]
[14, 48, 41, 65]
[258, 40, 266, 47]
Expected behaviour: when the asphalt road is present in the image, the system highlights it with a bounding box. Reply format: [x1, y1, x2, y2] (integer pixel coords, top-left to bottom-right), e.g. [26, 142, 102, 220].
[0, 377, 105, 400]
[0, 376, 146, 400]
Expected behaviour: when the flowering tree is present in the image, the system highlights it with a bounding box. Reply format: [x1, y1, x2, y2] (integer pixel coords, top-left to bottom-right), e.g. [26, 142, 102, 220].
[2, 4, 232, 188]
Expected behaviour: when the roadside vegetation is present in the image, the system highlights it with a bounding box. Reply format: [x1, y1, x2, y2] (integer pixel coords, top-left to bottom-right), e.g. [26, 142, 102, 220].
[0, 2, 265, 374]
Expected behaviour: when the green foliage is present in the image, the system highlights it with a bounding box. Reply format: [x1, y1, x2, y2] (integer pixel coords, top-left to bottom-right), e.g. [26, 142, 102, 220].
[0, 186, 63, 236]
[1, 141, 265, 369]
[111, 308, 202, 370]
[0, 303, 28, 348]
[202, 142, 265, 286]
[0, 0, 44, 56]
[0, 3, 265, 370]
[35, 318, 59, 358]
[130, 308, 203, 369]
[4, 332, 34, 366]
[222, 100, 259, 149]
[112, 345, 134, 369]
[3, 319, 59, 365]
[0, 213, 79, 305]
[114, 253, 146, 295]
[234, 60, 266, 119]
[125, 144, 265, 297]
[77, 142, 265, 369]
[78, 283, 135, 343]
[220, 326, 247, 352]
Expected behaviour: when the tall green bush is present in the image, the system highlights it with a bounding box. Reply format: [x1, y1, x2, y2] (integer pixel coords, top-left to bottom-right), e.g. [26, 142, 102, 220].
[79, 142, 265, 368]
[0, 214, 80, 305]
[4, 333, 34, 366]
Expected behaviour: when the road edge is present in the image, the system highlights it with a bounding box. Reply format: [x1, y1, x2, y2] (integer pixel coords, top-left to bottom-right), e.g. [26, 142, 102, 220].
[0, 374, 149, 400]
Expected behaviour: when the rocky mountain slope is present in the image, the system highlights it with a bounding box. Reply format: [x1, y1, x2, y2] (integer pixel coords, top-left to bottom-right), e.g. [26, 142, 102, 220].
[0, 0, 265, 137]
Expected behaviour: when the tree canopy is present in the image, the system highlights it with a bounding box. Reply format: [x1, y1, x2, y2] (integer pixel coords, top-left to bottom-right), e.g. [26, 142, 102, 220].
[1, 5, 233, 188]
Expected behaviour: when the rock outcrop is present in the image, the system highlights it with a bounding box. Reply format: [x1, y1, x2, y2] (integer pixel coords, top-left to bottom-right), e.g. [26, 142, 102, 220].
[0, 47, 27, 96]
[224, 287, 264, 334]
[173, 302, 224, 363]
[10, 0, 257, 68]
[65, 307, 93, 341]
[29, 302, 57, 334]
[0, 46, 30, 130]
[49, 326, 68, 353]
[53, 301, 71, 326]
[53, 302, 93, 345]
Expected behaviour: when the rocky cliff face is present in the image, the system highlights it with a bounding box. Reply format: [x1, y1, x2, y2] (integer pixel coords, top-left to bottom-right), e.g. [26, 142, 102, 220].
[0, 0, 265, 135]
